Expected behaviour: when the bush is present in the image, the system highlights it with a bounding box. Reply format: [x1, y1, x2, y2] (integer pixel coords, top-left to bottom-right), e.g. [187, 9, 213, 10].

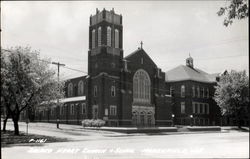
[82, 119, 105, 128]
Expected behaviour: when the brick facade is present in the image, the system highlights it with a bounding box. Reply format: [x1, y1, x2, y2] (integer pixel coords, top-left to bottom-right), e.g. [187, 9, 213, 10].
[24, 8, 222, 127]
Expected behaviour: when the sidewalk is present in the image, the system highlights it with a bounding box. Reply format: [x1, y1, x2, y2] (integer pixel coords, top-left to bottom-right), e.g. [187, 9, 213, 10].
[3, 121, 247, 140]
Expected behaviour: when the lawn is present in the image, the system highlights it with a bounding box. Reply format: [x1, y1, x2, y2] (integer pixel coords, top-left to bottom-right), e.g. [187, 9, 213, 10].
[1, 130, 68, 147]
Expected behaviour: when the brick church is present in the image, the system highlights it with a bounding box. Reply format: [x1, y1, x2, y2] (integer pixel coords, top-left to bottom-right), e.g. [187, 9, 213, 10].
[30, 8, 221, 127]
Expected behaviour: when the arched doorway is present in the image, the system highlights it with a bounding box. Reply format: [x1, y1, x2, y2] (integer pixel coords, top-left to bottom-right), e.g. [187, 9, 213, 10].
[132, 111, 139, 126]
[140, 111, 146, 127]
[147, 112, 153, 127]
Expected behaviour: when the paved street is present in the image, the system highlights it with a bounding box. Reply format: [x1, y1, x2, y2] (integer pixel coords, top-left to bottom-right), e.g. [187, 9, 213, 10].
[1, 122, 249, 159]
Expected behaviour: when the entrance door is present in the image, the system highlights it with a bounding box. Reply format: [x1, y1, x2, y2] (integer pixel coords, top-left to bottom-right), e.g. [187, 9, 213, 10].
[140, 112, 145, 127]
[92, 105, 98, 119]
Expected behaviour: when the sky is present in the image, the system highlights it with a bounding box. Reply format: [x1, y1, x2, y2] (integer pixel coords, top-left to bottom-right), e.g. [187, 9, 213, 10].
[1, 1, 249, 80]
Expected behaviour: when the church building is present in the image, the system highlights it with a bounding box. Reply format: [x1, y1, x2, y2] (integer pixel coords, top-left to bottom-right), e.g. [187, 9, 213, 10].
[30, 8, 221, 127]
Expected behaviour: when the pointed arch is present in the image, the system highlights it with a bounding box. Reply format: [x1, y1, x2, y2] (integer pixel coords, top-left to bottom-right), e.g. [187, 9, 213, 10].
[115, 29, 119, 48]
[92, 29, 95, 49]
[98, 27, 102, 46]
[133, 69, 151, 103]
[68, 83, 73, 97]
[107, 26, 111, 47]
[78, 80, 84, 95]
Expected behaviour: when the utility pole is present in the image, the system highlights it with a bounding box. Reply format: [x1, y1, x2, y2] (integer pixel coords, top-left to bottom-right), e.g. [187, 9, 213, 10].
[52, 62, 65, 129]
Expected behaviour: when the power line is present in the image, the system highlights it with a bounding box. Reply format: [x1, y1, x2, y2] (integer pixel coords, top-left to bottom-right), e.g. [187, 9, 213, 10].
[1, 48, 218, 98]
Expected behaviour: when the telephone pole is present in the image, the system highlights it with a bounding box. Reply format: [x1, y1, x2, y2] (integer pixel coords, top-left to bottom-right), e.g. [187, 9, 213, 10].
[52, 62, 65, 128]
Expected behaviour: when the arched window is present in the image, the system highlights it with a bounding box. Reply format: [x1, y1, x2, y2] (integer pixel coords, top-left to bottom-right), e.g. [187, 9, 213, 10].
[92, 29, 95, 49]
[68, 83, 73, 97]
[181, 85, 185, 97]
[111, 86, 116, 97]
[98, 27, 102, 46]
[133, 69, 151, 103]
[78, 80, 84, 96]
[107, 26, 111, 46]
[115, 29, 119, 48]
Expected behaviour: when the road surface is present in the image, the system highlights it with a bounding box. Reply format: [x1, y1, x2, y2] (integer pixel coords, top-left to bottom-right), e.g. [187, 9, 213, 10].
[1, 122, 249, 159]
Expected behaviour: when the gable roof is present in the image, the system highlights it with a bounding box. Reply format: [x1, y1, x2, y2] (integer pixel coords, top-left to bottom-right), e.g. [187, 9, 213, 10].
[124, 48, 141, 59]
[165, 65, 218, 83]
[124, 48, 157, 67]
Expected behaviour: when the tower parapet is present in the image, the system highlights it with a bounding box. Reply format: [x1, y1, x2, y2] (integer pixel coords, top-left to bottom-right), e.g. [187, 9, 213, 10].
[88, 8, 123, 77]
[90, 8, 122, 26]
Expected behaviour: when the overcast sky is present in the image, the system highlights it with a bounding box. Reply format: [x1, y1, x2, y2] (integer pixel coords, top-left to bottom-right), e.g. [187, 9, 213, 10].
[2, 1, 249, 80]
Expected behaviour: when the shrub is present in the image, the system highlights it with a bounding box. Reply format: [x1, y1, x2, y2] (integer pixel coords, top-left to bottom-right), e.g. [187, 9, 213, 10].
[82, 119, 105, 128]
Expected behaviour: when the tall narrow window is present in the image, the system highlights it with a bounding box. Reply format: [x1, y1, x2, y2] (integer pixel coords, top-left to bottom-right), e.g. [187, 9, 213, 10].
[192, 86, 195, 97]
[195, 103, 198, 114]
[206, 104, 209, 114]
[64, 105, 67, 116]
[92, 105, 98, 119]
[107, 26, 111, 46]
[203, 104, 206, 114]
[141, 58, 143, 64]
[202, 88, 205, 98]
[206, 88, 209, 98]
[200, 103, 203, 114]
[192, 102, 196, 114]
[110, 105, 117, 116]
[78, 80, 84, 96]
[98, 27, 102, 46]
[181, 85, 185, 97]
[181, 102, 185, 114]
[197, 103, 200, 114]
[111, 86, 116, 97]
[68, 83, 73, 97]
[92, 29, 95, 49]
[70, 104, 74, 115]
[201, 88, 204, 98]
[204, 104, 207, 114]
[115, 29, 119, 48]
[94, 85, 97, 97]
[81, 103, 86, 115]
[197, 86, 200, 98]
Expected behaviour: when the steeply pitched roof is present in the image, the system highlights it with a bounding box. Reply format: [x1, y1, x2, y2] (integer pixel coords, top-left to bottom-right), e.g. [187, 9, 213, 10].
[124, 48, 157, 67]
[124, 48, 142, 59]
[165, 65, 218, 83]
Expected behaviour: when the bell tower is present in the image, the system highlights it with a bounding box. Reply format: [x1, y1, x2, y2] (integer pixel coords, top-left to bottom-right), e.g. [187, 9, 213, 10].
[88, 8, 123, 77]
[87, 8, 123, 123]
[186, 54, 194, 68]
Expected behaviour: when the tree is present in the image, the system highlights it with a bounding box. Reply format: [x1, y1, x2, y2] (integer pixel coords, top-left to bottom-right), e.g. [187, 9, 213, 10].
[1, 48, 11, 132]
[217, 0, 248, 26]
[214, 70, 249, 128]
[1, 46, 64, 135]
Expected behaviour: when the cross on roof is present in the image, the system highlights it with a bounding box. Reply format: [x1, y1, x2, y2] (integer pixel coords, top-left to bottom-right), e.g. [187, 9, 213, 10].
[140, 41, 143, 49]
